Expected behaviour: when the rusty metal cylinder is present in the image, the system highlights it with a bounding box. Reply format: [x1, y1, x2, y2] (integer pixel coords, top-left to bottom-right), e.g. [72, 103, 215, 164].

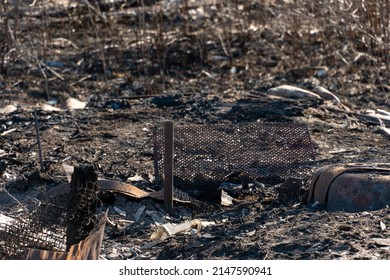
[308, 164, 390, 212]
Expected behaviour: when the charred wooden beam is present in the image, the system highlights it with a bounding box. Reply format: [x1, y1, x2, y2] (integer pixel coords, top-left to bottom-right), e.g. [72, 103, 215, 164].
[66, 165, 99, 251]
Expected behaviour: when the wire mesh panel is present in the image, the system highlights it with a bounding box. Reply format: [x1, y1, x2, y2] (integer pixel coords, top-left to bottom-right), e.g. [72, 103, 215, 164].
[0, 166, 100, 260]
[154, 122, 315, 200]
[0, 195, 70, 259]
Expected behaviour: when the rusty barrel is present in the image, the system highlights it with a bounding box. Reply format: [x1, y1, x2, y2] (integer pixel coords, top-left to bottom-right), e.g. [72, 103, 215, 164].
[308, 163, 390, 212]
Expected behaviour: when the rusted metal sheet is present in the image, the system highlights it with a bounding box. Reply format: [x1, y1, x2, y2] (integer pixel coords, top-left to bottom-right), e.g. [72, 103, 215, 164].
[308, 163, 390, 212]
[47, 180, 158, 199]
[26, 211, 107, 260]
[47, 180, 195, 206]
[25, 249, 68, 260]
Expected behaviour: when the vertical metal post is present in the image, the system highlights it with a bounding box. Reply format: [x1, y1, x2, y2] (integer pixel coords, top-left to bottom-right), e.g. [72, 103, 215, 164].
[34, 110, 44, 171]
[153, 127, 159, 183]
[164, 121, 174, 214]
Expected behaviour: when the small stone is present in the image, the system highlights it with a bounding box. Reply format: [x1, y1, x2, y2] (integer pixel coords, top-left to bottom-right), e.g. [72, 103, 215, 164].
[380, 221, 386, 231]
[66, 97, 86, 109]
[0, 104, 17, 114]
[230, 67, 237, 74]
[315, 69, 328, 77]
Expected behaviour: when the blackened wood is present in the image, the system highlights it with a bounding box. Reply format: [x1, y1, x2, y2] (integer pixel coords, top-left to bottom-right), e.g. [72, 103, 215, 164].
[66, 165, 98, 251]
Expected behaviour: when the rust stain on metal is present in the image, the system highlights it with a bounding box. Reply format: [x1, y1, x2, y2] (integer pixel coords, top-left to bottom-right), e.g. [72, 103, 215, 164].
[47, 180, 194, 206]
[328, 172, 390, 212]
[308, 163, 390, 212]
[25, 212, 107, 260]
[307, 164, 349, 204]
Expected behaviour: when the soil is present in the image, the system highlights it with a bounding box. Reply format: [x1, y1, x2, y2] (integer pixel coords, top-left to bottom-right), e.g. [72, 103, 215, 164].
[1, 0, 390, 260]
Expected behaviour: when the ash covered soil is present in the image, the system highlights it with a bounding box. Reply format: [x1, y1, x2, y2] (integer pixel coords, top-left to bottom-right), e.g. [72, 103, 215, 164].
[1, 0, 390, 260]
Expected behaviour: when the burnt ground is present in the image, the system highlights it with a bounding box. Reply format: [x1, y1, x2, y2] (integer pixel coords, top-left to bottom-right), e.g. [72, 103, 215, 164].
[1, 0, 390, 260]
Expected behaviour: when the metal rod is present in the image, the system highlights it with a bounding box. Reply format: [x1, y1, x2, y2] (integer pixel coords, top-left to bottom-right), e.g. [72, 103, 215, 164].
[153, 127, 159, 185]
[34, 110, 44, 171]
[164, 121, 174, 214]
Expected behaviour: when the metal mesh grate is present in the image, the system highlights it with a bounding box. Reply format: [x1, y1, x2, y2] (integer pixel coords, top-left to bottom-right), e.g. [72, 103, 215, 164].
[0, 194, 71, 259]
[0, 166, 99, 259]
[154, 122, 315, 200]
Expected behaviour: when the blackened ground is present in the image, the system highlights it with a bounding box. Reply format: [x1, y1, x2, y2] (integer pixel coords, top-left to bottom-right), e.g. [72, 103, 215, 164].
[1, 0, 390, 260]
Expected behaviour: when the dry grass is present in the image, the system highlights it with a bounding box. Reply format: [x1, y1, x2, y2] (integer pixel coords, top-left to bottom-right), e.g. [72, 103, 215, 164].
[0, 0, 390, 106]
